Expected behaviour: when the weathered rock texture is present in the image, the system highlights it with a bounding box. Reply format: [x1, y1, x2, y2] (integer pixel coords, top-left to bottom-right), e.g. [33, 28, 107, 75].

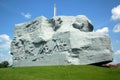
[11, 15, 113, 66]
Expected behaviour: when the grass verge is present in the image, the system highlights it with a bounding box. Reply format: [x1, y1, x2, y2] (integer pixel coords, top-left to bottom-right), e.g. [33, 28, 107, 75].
[0, 65, 120, 80]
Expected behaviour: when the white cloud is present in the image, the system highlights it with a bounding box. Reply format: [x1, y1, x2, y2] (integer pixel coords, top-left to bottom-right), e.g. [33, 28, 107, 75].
[0, 34, 12, 65]
[96, 27, 109, 33]
[0, 52, 12, 65]
[0, 34, 12, 50]
[21, 12, 31, 19]
[113, 23, 120, 32]
[112, 49, 120, 64]
[111, 5, 120, 20]
[115, 50, 120, 55]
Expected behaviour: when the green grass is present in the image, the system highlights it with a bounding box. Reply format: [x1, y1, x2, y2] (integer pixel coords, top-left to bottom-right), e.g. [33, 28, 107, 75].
[0, 65, 120, 80]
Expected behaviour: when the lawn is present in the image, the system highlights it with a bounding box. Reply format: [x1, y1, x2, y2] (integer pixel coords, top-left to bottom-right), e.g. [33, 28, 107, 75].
[0, 65, 120, 80]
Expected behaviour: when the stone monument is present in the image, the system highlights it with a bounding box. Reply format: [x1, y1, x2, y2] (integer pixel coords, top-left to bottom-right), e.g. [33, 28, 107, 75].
[10, 15, 113, 66]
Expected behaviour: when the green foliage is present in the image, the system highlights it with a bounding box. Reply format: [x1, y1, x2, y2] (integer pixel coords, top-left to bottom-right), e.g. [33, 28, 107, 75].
[0, 61, 9, 68]
[0, 65, 120, 80]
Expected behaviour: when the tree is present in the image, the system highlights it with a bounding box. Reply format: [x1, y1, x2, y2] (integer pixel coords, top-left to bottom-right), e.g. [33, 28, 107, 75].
[0, 61, 9, 68]
[0, 63, 3, 68]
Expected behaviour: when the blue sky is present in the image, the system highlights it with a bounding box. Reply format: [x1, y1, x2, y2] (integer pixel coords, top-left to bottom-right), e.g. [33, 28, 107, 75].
[0, 0, 120, 64]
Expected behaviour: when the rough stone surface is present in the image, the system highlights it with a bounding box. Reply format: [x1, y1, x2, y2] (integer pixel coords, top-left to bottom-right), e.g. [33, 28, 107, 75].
[10, 15, 113, 66]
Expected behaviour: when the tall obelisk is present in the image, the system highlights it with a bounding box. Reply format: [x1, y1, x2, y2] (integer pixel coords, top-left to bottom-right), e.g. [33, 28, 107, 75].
[54, 3, 56, 17]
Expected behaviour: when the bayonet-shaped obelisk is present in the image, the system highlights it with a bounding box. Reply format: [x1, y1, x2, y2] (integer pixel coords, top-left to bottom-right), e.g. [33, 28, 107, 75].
[54, 3, 56, 17]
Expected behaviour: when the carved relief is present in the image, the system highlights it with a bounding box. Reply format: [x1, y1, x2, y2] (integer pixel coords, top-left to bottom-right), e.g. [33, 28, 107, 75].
[38, 38, 70, 55]
[25, 21, 39, 32]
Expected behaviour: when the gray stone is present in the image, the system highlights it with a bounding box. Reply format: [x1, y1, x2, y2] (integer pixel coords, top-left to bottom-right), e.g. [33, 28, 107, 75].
[10, 15, 113, 66]
[69, 31, 112, 65]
